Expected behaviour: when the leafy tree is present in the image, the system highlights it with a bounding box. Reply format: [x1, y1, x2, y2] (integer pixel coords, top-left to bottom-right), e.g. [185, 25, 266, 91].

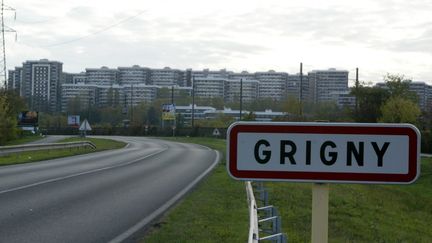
[196, 113, 235, 128]
[107, 88, 114, 107]
[242, 112, 256, 121]
[283, 95, 302, 116]
[176, 113, 185, 128]
[0, 94, 17, 145]
[113, 90, 120, 107]
[157, 87, 171, 99]
[309, 101, 349, 121]
[379, 96, 421, 124]
[384, 74, 417, 102]
[147, 106, 159, 125]
[1, 89, 27, 116]
[131, 102, 149, 126]
[351, 86, 389, 122]
[67, 96, 82, 115]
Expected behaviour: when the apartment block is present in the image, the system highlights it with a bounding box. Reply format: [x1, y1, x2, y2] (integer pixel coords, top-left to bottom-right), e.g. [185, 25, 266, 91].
[149, 67, 184, 87]
[193, 76, 225, 99]
[308, 68, 349, 103]
[376, 81, 431, 111]
[224, 79, 259, 103]
[118, 65, 150, 86]
[86, 66, 118, 86]
[255, 70, 288, 100]
[123, 84, 158, 106]
[61, 83, 98, 112]
[228, 71, 256, 81]
[20, 59, 63, 112]
[7, 67, 23, 95]
[287, 74, 309, 101]
[191, 69, 231, 79]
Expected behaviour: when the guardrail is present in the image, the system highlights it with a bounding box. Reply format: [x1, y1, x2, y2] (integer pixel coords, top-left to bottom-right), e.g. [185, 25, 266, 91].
[246, 181, 288, 243]
[246, 181, 259, 243]
[0, 141, 96, 156]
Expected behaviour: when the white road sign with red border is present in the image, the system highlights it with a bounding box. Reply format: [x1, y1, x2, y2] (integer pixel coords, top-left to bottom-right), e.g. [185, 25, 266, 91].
[227, 122, 420, 184]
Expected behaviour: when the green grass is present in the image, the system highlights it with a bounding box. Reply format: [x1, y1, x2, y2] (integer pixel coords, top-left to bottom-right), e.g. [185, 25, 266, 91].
[0, 137, 126, 166]
[5, 135, 44, 145]
[143, 137, 432, 243]
[142, 137, 248, 243]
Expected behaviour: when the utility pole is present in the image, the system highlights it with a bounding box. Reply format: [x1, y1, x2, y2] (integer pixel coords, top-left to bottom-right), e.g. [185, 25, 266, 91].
[191, 76, 195, 128]
[299, 62, 303, 116]
[239, 78, 243, 121]
[1, 0, 16, 89]
[130, 84, 133, 123]
[355, 68, 359, 120]
[171, 85, 174, 104]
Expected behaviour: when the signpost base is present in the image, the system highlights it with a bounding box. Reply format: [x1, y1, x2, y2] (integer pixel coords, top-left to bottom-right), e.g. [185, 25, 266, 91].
[312, 183, 329, 243]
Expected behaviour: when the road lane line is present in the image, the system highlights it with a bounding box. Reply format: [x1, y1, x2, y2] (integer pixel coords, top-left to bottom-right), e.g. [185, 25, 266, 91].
[0, 147, 168, 195]
[108, 149, 221, 243]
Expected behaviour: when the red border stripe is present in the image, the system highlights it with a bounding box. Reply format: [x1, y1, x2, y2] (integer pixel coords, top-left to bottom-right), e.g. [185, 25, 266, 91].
[228, 124, 419, 183]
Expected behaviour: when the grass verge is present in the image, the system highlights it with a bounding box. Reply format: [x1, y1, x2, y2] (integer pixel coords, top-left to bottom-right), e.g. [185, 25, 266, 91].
[142, 137, 248, 243]
[0, 137, 126, 166]
[143, 137, 432, 243]
[5, 135, 44, 145]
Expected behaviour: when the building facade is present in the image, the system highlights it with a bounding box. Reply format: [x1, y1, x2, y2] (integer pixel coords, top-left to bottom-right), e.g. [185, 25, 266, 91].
[118, 65, 150, 86]
[149, 67, 184, 86]
[308, 69, 349, 103]
[85, 66, 118, 86]
[255, 71, 288, 100]
[224, 79, 259, 103]
[20, 59, 63, 112]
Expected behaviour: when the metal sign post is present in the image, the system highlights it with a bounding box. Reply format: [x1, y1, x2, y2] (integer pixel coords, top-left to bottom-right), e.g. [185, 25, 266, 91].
[312, 183, 329, 243]
[226, 122, 421, 243]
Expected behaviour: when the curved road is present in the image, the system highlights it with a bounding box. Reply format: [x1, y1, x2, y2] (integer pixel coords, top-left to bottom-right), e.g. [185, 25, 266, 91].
[26, 135, 70, 144]
[0, 136, 219, 243]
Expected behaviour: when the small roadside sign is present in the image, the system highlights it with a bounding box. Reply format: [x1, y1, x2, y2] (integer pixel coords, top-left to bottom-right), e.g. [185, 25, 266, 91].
[227, 122, 420, 184]
[213, 128, 220, 137]
[79, 119, 92, 131]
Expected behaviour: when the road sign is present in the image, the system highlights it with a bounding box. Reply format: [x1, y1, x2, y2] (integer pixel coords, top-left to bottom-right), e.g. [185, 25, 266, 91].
[79, 119, 92, 131]
[227, 122, 420, 184]
[68, 115, 80, 127]
[213, 128, 220, 137]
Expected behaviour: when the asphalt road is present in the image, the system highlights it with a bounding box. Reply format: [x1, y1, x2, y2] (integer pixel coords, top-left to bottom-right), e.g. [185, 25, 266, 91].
[0, 136, 219, 243]
[26, 135, 70, 144]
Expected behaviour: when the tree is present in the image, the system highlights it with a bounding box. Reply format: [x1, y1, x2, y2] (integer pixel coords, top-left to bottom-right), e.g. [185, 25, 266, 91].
[67, 96, 82, 115]
[384, 74, 417, 102]
[107, 88, 114, 107]
[113, 90, 120, 107]
[242, 112, 256, 121]
[196, 113, 235, 128]
[0, 94, 17, 145]
[351, 86, 389, 122]
[379, 96, 421, 124]
[283, 95, 302, 116]
[1, 89, 27, 116]
[309, 101, 349, 121]
[147, 106, 159, 125]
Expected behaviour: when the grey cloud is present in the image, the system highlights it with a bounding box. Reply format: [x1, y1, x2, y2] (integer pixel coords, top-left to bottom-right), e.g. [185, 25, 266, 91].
[40, 32, 267, 72]
[384, 28, 432, 54]
[66, 6, 94, 19]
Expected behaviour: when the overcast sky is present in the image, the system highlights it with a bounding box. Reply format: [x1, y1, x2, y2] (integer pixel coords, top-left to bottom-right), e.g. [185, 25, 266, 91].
[5, 0, 432, 85]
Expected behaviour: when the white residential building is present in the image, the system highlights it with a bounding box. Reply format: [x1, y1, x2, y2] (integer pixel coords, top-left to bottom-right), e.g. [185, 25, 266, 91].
[61, 83, 98, 112]
[224, 79, 259, 102]
[149, 67, 184, 87]
[308, 68, 349, 103]
[193, 76, 225, 99]
[86, 66, 118, 86]
[21, 59, 63, 112]
[118, 65, 150, 86]
[255, 70, 288, 100]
